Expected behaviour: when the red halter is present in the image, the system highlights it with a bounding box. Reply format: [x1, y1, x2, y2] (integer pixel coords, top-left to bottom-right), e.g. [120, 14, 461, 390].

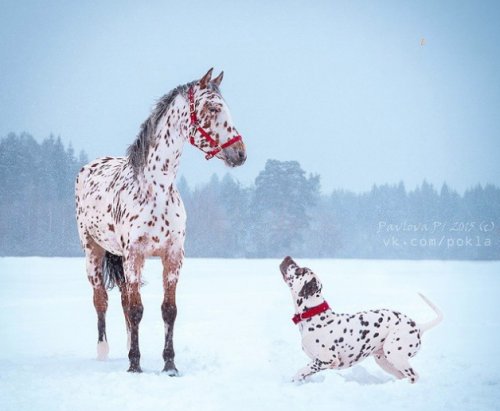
[292, 301, 330, 325]
[188, 86, 242, 160]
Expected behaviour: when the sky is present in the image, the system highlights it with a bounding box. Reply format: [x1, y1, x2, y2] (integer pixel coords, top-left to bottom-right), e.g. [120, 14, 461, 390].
[1, 0, 499, 193]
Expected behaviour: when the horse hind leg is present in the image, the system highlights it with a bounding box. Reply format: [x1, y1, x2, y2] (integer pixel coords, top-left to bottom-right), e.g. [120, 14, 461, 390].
[119, 286, 132, 352]
[101, 252, 129, 352]
[84, 239, 109, 360]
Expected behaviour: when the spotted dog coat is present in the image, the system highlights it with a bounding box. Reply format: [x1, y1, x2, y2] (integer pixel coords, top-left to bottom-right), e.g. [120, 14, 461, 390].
[75, 69, 246, 373]
[280, 257, 443, 383]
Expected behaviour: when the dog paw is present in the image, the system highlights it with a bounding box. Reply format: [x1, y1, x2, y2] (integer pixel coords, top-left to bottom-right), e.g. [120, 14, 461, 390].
[291, 373, 307, 384]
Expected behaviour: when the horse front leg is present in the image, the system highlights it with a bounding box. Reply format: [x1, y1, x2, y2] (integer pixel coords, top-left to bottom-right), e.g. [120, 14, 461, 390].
[161, 254, 183, 375]
[123, 252, 144, 373]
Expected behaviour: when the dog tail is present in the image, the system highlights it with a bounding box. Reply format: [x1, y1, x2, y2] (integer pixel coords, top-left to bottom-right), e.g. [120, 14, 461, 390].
[417, 293, 443, 333]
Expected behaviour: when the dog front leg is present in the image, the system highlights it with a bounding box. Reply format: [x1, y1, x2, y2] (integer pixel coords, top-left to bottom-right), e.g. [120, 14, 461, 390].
[292, 358, 335, 382]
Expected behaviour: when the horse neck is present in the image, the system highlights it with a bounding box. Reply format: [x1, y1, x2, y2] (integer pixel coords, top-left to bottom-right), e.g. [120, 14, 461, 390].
[142, 94, 189, 188]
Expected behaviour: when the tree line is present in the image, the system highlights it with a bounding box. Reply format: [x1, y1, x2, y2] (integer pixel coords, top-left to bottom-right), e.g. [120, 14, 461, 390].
[1, 133, 499, 259]
[0, 133, 88, 256]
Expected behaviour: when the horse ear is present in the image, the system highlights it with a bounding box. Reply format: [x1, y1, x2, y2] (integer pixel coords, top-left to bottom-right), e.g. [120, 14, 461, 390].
[212, 71, 224, 87]
[199, 68, 213, 89]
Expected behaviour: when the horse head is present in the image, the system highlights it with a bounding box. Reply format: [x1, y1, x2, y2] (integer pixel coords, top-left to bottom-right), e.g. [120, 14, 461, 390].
[188, 68, 246, 167]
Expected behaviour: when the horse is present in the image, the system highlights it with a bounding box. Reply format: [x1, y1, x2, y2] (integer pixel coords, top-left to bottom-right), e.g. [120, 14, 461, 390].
[75, 68, 246, 373]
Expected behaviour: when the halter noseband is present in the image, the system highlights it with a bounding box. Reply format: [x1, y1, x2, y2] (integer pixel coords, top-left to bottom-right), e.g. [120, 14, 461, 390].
[188, 86, 242, 160]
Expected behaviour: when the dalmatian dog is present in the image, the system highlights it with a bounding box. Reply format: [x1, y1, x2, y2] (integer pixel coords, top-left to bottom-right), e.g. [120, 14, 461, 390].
[280, 256, 443, 383]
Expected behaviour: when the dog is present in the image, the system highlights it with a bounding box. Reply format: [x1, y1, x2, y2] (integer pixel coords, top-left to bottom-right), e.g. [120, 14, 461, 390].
[279, 256, 443, 383]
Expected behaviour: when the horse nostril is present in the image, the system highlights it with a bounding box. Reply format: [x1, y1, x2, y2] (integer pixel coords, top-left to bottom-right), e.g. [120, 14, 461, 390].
[238, 150, 245, 160]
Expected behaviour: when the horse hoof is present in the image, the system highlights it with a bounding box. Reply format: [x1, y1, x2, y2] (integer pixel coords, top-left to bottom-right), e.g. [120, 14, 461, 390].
[162, 366, 179, 377]
[127, 365, 143, 373]
[97, 341, 109, 361]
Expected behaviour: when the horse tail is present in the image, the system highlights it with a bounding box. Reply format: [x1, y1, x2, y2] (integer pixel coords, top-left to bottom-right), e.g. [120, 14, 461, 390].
[102, 251, 125, 290]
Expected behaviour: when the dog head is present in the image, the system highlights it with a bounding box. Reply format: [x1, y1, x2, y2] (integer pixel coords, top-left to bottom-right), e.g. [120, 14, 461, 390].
[280, 256, 323, 300]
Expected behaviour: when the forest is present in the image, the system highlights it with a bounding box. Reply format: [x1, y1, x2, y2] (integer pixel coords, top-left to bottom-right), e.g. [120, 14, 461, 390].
[1, 133, 498, 259]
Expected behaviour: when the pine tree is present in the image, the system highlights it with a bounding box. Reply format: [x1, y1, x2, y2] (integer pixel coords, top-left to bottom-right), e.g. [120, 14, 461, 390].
[250, 160, 320, 257]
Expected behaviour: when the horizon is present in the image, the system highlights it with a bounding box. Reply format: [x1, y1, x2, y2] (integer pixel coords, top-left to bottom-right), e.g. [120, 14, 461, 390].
[3, 130, 497, 196]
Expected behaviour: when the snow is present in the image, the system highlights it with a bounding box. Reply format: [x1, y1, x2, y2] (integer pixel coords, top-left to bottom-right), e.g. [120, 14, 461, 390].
[1, 257, 499, 411]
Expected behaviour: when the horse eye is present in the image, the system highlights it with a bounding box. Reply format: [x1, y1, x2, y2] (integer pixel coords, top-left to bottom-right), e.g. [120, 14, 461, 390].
[207, 103, 221, 114]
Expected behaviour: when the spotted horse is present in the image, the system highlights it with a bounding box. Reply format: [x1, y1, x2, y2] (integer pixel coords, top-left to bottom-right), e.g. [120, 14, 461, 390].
[75, 68, 246, 373]
[280, 257, 443, 383]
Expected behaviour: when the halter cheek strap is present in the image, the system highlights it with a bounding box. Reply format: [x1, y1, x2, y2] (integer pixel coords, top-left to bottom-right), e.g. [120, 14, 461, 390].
[188, 86, 242, 160]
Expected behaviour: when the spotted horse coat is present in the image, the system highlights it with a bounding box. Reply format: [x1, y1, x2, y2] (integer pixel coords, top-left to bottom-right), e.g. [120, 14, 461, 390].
[75, 68, 246, 373]
[279, 257, 443, 383]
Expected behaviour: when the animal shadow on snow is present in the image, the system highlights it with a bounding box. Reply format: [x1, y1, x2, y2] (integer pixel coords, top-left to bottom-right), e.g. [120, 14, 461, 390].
[339, 364, 393, 385]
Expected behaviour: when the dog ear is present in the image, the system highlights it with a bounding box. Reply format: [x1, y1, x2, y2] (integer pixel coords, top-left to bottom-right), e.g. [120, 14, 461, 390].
[298, 278, 321, 298]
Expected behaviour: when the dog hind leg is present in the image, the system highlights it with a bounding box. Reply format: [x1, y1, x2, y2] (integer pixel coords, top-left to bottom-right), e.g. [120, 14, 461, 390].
[373, 351, 404, 379]
[383, 352, 419, 383]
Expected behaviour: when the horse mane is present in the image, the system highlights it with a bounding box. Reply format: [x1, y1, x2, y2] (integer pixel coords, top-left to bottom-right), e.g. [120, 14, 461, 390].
[127, 81, 196, 177]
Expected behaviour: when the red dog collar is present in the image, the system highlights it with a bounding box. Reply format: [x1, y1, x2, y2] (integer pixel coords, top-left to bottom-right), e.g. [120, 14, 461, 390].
[292, 301, 330, 325]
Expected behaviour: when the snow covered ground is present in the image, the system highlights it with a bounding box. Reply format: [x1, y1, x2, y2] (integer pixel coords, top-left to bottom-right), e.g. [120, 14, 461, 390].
[1, 257, 499, 411]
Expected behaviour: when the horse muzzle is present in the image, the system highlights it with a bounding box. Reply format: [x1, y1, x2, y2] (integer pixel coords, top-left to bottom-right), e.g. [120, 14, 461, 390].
[222, 141, 247, 167]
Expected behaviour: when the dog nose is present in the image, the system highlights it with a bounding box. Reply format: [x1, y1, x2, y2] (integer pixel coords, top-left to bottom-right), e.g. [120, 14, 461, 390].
[280, 256, 295, 276]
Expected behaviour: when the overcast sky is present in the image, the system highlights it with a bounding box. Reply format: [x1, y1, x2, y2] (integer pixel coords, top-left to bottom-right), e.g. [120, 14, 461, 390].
[1, 0, 499, 193]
